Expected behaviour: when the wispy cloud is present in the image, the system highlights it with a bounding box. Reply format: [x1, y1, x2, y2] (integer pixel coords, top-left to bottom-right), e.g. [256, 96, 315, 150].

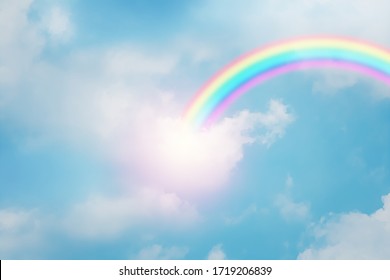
[41, 6, 73, 42]
[275, 194, 310, 222]
[0, 208, 45, 259]
[224, 204, 258, 225]
[275, 175, 310, 222]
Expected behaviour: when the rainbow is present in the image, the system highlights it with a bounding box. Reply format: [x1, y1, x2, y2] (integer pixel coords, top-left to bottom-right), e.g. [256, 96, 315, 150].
[183, 37, 390, 127]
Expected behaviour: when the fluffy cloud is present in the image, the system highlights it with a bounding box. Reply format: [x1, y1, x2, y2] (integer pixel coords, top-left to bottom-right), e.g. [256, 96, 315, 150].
[59, 100, 294, 240]
[254, 99, 295, 146]
[63, 187, 200, 239]
[207, 244, 226, 260]
[299, 193, 390, 259]
[122, 99, 294, 196]
[136, 244, 189, 260]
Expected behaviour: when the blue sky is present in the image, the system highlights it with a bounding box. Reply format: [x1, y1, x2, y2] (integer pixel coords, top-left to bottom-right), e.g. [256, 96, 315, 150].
[1, 0, 390, 259]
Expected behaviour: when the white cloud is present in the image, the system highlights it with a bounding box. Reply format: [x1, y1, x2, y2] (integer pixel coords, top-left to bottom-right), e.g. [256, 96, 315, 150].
[0, 209, 33, 231]
[1, 31, 295, 200]
[0, 44, 180, 147]
[254, 100, 295, 147]
[207, 244, 226, 260]
[0, 208, 45, 259]
[310, 69, 359, 95]
[63, 187, 200, 239]
[275, 194, 310, 221]
[42, 6, 73, 41]
[0, 0, 44, 88]
[136, 244, 189, 260]
[0, 0, 297, 199]
[121, 99, 294, 196]
[275, 175, 310, 221]
[299, 193, 390, 259]
[4, 40, 295, 196]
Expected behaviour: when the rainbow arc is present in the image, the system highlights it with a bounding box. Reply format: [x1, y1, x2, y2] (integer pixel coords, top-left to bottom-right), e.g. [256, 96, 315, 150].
[183, 37, 390, 127]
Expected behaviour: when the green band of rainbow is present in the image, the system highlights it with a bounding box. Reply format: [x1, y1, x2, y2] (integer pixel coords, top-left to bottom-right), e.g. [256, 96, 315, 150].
[183, 37, 390, 127]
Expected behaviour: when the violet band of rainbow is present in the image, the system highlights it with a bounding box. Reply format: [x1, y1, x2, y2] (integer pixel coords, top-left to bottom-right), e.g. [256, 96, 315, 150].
[205, 60, 390, 127]
[183, 37, 390, 128]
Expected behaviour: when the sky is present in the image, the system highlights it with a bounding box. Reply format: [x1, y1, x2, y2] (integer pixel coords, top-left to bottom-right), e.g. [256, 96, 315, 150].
[1, 0, 390, 260]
